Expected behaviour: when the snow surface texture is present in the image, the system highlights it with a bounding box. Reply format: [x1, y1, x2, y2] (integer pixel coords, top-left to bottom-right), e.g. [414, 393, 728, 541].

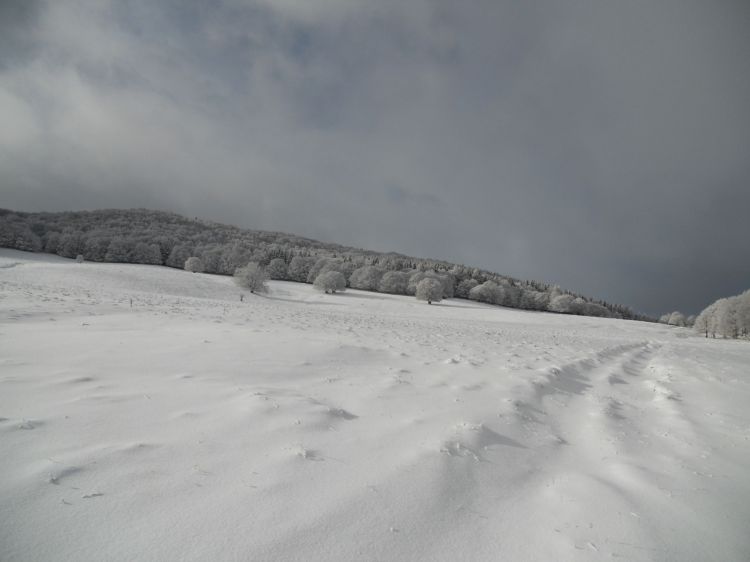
[1, 249, 749, 561]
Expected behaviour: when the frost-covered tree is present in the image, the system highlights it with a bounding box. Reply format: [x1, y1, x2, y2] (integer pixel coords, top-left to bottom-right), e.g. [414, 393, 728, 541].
[221, 242, 252, 274]
[105, 236, 134, 263]
[83, 236, 111, 262]
[416, 278, 443, 304]
[196, 246, 223, 273]
[548, 294, 577, 314]
[308, 258, 356, 285]
[234, 262, 268, 293]
[58, 230, 85, 258]
[166, 243, 193, 269]
[737, 290, 750, 337]
[314, 270, 346, 293]
[716, 298, 738, 339]
[469, 281, 504, 305]
[694, 303, 716, 338]
[266, 258, 288, 280]
[184, 256, 204, 273]
[288, 256, 316, 283]
[13, 227, 42, 252]
[349, 266, 385, 291]
[378, 270, 411, 295]
[408, 270, 452, 298]
[133, 242, 163, 265]
[43, 231, 61, 254]
[667, 311, 686, 327]
[455, 278, 479, 299]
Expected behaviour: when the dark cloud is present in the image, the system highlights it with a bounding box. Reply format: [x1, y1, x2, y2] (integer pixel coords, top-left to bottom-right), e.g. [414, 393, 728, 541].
[2, 0, 749, 315]
[0, 0, 44, 68]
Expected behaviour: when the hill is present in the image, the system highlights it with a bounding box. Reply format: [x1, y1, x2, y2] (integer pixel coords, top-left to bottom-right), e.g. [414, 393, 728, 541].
[0, 207, 650, 320]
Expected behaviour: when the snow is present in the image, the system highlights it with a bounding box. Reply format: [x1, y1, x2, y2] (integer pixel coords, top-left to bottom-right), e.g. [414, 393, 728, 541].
[1, 249, 749, 561]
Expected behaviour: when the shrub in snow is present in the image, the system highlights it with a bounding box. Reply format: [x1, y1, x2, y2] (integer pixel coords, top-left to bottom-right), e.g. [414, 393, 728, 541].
[184, 256, 204, 273]
[234, 262, 269, 293]
[416, 278, 442, 304]
[314, 271, 346, 293]
[75, 254, 84, 263]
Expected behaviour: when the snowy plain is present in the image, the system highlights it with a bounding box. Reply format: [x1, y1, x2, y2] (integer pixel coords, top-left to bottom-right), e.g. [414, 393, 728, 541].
[1, 249, 749, 562]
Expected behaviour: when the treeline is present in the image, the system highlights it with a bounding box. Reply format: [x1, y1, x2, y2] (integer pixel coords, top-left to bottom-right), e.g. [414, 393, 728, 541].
[693, 289, 750, 339]
[0, 208, 650, 321]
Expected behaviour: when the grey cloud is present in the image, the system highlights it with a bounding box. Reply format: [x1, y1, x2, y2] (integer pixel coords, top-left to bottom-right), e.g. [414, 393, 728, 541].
[1, 0, 749, 315]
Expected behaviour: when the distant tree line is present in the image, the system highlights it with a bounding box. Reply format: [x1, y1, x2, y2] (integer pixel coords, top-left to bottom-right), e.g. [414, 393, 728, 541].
[658, 311, 692, 327]
[692, 289, 750, 339]
[0, 208, 651, 321]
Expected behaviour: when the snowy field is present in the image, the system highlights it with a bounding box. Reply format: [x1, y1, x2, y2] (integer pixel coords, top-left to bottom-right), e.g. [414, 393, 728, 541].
[1, 249, 749, 562]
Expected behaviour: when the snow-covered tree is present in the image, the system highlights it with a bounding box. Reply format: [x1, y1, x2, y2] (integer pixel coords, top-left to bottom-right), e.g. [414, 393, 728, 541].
[694, 304, 715, 338]
[221, 242, 252, 274]
[166, 243, 193, 269]
[105, 237, 134, 263]
[378, 271, 411, 295]
[416, 278, 442, 304]
[83, 236, 111, 262]
[737, 290, 750, 337]
[349, 266, 385, 291]
[408, 270, 452, 298]
[455, 278, 479, 299]
[667, 311, 686, 327]
[234, 262, 269, 293]
[266, 258, 288, 280]
[548, 294, 577, 314]
[287, 256, 315, 283]
[313, 270, 346, 293]
[716, 298, 738, 339]
[58, 230, 85, 258]
[469, 281, 504, 305]
[184, 256, 204, 273]
[133, 242, 163, 265]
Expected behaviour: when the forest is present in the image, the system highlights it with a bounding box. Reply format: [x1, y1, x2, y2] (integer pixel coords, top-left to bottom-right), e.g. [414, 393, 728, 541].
[0, 207, 650, 321]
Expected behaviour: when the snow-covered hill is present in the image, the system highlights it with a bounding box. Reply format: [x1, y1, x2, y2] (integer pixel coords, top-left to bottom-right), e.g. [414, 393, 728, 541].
[1, 249, 748, 561]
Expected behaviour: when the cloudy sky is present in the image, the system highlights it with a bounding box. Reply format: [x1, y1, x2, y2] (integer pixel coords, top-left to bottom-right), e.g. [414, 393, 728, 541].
[2, 0, 749, 315]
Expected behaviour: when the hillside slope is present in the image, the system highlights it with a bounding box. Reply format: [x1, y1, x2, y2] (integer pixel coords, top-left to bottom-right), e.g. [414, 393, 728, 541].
[0, 207, 650, 320]
[1, 249, 747, 561]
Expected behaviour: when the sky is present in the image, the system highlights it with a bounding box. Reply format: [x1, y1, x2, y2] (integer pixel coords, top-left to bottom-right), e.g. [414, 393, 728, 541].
[1, 0, 749, 315]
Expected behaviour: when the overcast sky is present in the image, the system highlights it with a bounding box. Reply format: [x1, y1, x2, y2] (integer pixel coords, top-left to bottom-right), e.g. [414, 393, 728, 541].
[1, 0, 749, 315]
